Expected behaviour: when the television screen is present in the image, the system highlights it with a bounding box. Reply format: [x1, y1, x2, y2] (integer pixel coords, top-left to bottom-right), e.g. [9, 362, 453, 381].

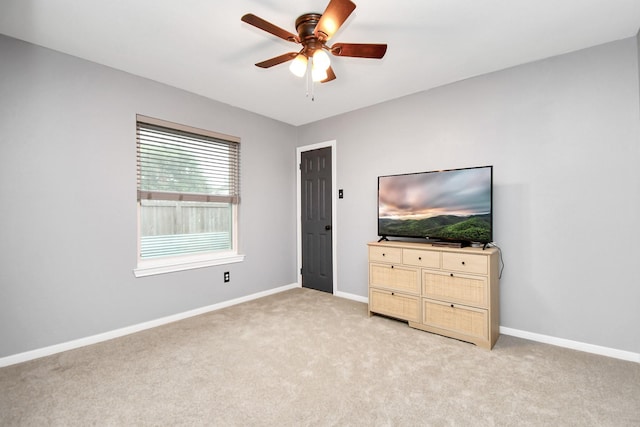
[378, 166, 493, 244]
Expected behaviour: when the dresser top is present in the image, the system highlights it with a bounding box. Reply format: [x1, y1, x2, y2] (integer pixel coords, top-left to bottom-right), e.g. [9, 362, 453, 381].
[368, 240, 498, 255]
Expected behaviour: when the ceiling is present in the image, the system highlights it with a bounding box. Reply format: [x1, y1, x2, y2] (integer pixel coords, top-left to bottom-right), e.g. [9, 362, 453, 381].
[1, 1, 639, 126]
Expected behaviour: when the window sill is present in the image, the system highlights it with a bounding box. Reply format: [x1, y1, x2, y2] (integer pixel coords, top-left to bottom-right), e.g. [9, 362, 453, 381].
[133, 252, 245, 277]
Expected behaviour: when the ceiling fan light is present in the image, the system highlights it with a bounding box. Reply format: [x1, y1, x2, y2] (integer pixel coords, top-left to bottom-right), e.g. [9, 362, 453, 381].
[289, 54, 308, 77]
[312, 49, 331, 71]
[311, 65, 328, 82]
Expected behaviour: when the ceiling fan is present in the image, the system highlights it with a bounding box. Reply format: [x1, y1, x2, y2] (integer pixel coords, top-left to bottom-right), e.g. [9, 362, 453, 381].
[241, 0, 387, 84]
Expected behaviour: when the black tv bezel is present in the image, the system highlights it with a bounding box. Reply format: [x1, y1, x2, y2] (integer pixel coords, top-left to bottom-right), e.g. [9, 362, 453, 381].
[377, 165, 493, 244]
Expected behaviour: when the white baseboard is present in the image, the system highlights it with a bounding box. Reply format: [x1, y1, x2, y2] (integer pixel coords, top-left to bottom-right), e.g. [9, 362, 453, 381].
[500, 327, 640, 363]
[335, 291, 368, 304]
[0, 283, 299, 368]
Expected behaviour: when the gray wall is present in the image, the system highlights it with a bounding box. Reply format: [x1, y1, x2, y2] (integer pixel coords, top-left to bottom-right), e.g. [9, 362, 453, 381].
[0, 35, 298, 357]
[298, 37, 640, 354]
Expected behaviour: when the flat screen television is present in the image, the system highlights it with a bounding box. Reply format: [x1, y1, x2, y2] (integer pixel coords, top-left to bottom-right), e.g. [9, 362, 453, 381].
[378, 166, 493, 245]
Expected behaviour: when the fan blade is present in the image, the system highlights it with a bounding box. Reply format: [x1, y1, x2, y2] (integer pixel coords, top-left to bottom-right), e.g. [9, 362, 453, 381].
[331, 43, 387, 59]
[321, 66, 336, 83]
[255, 52, 298, 68]
[241, 14, 299, 43]
[314, 0, 356, 41]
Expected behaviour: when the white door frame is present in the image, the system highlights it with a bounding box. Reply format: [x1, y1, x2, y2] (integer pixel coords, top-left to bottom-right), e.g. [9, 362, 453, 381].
[296, 140, 338, 294]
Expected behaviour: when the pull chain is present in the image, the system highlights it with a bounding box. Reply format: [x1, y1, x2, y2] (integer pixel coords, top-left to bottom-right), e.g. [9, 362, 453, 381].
[305, 57, 315, 101]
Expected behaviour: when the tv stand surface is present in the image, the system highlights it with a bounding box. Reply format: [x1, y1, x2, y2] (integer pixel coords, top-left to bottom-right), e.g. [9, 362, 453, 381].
[431, 241, 469, 248]
[367, 240, 500, 349]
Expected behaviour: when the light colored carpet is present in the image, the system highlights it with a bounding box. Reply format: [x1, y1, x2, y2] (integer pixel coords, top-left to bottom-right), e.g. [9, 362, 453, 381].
[1, 288, 638, 426]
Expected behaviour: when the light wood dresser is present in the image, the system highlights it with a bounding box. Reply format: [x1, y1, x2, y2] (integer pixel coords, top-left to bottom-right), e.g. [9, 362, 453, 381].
[368, 241, 500, 349]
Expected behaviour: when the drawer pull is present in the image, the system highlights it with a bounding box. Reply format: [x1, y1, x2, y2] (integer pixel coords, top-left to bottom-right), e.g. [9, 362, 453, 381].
[391, 265, 394, 269]
[461, 261, 466, 265]
[450, 273, 454, 277]
[382, 253, 386, 256]
[391, 292, 395, 296]
[451, 304, 454, 308]
[418, 257, 422, 260]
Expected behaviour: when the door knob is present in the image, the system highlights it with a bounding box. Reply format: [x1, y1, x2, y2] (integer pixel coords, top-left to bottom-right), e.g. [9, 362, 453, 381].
[325, 225, 332, 230]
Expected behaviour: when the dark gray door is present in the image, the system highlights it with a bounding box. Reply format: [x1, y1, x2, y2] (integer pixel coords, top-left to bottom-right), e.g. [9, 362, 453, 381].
[301, 147, 333, 293]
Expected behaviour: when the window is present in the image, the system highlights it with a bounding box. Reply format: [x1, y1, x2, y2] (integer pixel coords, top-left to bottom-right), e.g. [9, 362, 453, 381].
[134, 115, 243, 277]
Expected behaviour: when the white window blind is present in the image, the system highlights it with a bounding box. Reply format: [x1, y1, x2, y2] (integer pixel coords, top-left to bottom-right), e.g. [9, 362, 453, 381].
[136, 115, 240, 261]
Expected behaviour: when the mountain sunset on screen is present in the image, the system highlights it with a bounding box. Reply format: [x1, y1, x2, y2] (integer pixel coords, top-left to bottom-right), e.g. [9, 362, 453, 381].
[378, 167, 492, 242]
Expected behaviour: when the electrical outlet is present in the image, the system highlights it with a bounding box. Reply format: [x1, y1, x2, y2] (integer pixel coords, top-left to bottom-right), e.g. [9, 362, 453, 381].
[224, 271, 230, 283]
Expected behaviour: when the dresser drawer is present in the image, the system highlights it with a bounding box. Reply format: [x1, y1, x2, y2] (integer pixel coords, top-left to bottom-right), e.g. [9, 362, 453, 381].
[370, 288, 420, 322]
[403, 248, 440, 268]
[422, 270, 488, 308]
[369, 246, 402, 264]
[423, 299, 488, 340]
[369, 263, 420, 294]
[442, 252, 487, 275]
